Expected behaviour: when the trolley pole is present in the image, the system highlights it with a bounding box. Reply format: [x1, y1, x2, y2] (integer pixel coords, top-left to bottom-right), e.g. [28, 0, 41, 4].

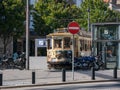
[72, 34, 74, 80]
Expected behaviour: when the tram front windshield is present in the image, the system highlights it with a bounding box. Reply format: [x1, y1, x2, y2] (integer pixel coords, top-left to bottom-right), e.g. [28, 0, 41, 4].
[54, 37, 71, 49]
[54, 39, 62, 48]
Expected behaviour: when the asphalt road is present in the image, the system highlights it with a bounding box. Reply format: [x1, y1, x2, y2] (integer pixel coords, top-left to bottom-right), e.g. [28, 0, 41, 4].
[2, 81, 120, 90]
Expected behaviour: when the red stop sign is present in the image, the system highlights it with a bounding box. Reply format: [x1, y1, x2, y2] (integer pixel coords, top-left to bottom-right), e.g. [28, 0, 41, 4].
[68, 21, 80, 34]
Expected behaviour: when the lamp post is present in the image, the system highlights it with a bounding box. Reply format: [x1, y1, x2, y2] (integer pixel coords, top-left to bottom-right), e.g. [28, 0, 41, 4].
[88, 8, 90, 31]
[26, 0, 30, 70]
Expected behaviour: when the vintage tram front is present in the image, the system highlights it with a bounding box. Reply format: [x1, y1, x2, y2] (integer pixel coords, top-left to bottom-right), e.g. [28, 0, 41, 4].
[47, 28, 75, 69]
[46, 28, 91, 69]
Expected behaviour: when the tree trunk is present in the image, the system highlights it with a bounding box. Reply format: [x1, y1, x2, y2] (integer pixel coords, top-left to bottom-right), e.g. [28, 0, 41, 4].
[3, 38, 6, 54]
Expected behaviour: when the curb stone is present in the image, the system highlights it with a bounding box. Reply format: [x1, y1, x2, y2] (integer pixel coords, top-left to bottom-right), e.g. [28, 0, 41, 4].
[0, 79, 120, 89]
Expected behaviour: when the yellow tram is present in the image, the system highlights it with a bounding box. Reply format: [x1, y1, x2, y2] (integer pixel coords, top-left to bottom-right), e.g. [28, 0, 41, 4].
[46, 28, 92, 69]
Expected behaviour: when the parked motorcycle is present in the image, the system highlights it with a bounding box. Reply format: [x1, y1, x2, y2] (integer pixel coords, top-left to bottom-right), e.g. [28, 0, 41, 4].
[14, 53, 26, 70]
[0, 55, 14, 69]
[0, 53, 26, 70]
[74, 55, 105, 70]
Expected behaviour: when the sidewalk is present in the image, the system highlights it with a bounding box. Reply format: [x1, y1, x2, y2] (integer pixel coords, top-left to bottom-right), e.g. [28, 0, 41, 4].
[0, 69, 120, 88]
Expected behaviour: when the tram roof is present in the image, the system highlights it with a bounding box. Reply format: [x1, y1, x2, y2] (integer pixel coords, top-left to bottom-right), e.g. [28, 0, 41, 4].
[46, 32, 74, 37]
[46, 28, 91, 38]
[47, 31, 91, 38]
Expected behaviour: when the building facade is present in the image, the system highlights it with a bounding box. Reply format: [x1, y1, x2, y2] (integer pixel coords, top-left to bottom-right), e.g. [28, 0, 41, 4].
[104, 0, 120, 11]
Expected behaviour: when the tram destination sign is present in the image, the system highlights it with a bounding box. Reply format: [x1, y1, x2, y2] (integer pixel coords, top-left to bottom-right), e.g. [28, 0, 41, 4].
[68, 21, 80, 34]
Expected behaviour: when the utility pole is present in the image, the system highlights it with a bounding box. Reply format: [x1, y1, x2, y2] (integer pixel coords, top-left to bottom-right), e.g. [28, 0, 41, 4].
[26, 0, 30, 70]
[87, 0, 90, 32]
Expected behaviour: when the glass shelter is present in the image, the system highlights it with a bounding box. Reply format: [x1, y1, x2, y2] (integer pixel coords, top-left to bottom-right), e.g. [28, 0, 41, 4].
[91, 22, 120, 69]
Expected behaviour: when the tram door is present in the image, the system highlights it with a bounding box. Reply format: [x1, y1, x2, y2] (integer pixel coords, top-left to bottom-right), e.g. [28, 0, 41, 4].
[97, 42, 118, 69]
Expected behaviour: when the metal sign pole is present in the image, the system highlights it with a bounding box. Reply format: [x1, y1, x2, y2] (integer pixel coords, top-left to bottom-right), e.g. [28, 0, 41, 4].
[68, 21, 80, 80]
[72, 34, 74, 80]
[35, 39, 37, 56]
[26, 0, 30, 70]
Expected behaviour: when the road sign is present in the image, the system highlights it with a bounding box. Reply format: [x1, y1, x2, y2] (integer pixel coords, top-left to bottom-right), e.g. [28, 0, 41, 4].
[68, 21, 80, 80]
[68, 21, 80, 34]
[35, 39, 47, 47]
[35, 38, 47, 56]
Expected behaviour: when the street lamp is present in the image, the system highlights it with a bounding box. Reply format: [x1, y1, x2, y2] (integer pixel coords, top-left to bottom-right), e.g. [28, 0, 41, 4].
[26, 0, 30, 70]
[88, 8, 90, 31]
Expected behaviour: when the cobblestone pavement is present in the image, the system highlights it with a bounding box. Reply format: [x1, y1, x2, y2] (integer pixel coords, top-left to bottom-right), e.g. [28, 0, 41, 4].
[0, 69, 120, 87]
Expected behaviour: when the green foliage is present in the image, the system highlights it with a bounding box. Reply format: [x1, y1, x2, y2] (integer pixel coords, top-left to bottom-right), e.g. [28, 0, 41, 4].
[0, 0, 25, 37]
[33, 0, 120, 34]
[0, 0, 25, 53]
[33, 0, 81, 36]
[78, 0, 120, 30]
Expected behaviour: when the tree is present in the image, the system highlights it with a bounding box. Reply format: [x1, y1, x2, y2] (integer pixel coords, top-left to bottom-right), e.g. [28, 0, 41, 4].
[0, 0, 25, 54]
[77, 0, 120, 30]
[33, 0, 120, 34]
[32, 0, 81, 36]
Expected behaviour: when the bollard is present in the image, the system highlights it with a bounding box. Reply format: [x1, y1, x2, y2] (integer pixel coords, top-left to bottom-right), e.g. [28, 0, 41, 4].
[0, 73, 2, 86]
[113, 67, 117, 79]
[32, 72, 35, 84]
[91, 67, 95, 80]
[62, 68, 66, 82]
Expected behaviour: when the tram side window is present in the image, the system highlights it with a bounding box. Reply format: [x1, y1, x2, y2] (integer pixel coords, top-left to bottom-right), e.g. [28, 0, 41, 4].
[80, 40, 83, 51]
[47, 39, 52, 49]
[88, 41, 90, 50]
[54, 39, 62, 48]
[85, 40, 88, 51]
[64, 37, 70, 48]
[85, 44, 87, 51]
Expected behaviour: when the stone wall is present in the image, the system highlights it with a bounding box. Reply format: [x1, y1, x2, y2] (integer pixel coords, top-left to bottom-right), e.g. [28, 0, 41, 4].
[29, 56, 48, 70]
